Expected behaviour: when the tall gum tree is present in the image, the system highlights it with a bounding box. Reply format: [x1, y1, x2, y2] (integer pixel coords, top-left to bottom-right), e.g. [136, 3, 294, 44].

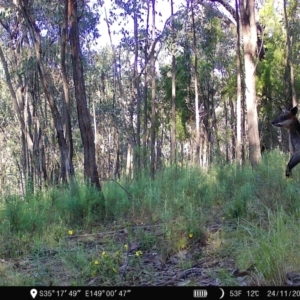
[68, 0, 101, 189]
[240, 0, 261, 166]
[191, 0, 200, 166]
[150, 0, 156, 179]
[283, 0, 297, 107]
[235, 0, 242, 164]
[170, 0, 176, 164]
[209, 0, 261, 166]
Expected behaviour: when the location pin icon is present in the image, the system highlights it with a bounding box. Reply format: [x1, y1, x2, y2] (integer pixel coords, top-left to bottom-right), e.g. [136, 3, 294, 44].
[30, 289, 38, 299]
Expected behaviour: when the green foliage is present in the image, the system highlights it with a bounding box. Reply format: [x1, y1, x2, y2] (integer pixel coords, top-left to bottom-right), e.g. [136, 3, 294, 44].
[236, 211, 300, 285]
[1, 183, 105, 236]
[102, 180, 131, 218]
[159, 59, 191, 141]
[1, 150, 300, 285]
[53, 183, 105, 227]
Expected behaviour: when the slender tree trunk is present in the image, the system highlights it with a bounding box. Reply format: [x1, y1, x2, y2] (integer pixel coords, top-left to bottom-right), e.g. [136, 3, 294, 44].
[143, 0, 150, 169]
[235, 0, 242, 164]
[28, 90, 47, 187]
[143, 60, 148, 169]
[191, 0, 200, 165]
[150, 0, 156, 179]
[61, 1, 75, 181]
[0, 46, 33, 149]
[225, 99, 229, 163]
[230, 99, 236, 160]
[0, 47, 34, 189]
[125, 142, 133, 178]
[105, 8, 133, 179]
[242, 85, 246, 162]
[68, 0, 101, 189]
[92, 100, 98, 168]
[212, 108, 220, 159]
[113, 129, 120, 179]
[156, 127, 163, 171]
[18, 2, 74, 184]
[283, 0, 297, 107]
[240, 0, 261, 166]
[202, 128, 208, 167]
[170, 0, 176, 164]
[133, 0, 141, 171]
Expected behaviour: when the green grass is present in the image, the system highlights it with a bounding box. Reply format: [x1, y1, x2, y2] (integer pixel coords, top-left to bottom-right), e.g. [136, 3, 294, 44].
[1, 149, 300, 285]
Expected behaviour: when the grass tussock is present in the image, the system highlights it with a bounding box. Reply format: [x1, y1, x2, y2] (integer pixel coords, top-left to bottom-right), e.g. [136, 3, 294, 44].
[1, 149, 300, 286]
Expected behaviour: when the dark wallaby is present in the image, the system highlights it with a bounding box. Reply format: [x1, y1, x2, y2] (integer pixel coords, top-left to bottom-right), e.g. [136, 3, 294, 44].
[272, 106, 300, 177]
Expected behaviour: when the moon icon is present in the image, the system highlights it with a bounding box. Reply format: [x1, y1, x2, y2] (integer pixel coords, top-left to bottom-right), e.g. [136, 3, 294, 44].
[219, 288, 225, 299]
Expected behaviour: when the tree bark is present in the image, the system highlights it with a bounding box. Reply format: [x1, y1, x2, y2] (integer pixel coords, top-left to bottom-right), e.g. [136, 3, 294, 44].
[235, 0, 242, 164]
[240, 0, 261, 166]
[283, 0, 297, 107]
[61, 1, 75, 181]
[68, 0, 101, 189]
[150, 0, 156, 179]
[143, 0, 150, 169]
[0, 45, 35, 190]
[133, 0, 141, 171]
[0, 46, 34, 152]
[229, 99, 236, 160]
[170, 0, 176, 164]
[209, 0, 261, 165]
[225, 98, 229, 163]
[19, 1, 74, 183]
[191, 0, 200, 166]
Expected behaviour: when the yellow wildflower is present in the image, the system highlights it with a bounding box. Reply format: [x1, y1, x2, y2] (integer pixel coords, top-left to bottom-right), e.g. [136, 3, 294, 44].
[102, 251, 107, 257]
[135, 250, 142, 257]
[94, 260, 99, 265]
[189, 233, 193, 238]
[68, 230, 73, 235]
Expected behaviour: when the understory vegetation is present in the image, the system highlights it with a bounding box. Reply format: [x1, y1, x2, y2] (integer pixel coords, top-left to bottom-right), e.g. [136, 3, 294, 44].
[1, 150, 300, 286]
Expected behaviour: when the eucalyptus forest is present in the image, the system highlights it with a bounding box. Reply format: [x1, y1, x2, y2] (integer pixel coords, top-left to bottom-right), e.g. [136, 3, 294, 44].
[0, 0, 300, 288]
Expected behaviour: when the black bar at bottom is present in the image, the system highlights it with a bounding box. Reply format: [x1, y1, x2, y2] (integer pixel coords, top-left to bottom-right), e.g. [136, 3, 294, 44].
[1, 286, 300, 299]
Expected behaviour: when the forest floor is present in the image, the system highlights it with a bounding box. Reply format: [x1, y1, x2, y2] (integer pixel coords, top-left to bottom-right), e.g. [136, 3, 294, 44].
[2, 151, 300, 286]
[2, 215, 247, 286]
[4, 210, 300, 287]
